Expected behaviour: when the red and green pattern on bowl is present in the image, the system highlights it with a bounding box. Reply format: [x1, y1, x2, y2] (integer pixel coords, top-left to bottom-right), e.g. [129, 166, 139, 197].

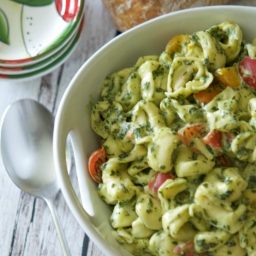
[0, 15, 84, 74]
[55, 0, 80, 22]
[0, 19, 83, 76]
[0, 14, 83, 80]
[0, 0, 84, 66]
[12, 0, 80, 21]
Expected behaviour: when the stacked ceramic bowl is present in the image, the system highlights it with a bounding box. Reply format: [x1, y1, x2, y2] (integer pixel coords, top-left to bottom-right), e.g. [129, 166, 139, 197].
[0, 0, 84, 80]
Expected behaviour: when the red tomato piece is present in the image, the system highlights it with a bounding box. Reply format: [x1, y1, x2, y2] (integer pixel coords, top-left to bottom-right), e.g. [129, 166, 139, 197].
[178, 124, 205, 145]
[203, 130, 222, 149]
[239, 56, 256, 89]
[149, 172, 175, 194]
[88, 147, 107, 183]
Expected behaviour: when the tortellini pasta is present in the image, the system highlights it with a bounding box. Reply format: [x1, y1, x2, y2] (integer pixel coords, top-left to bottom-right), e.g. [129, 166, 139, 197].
[111, 200, 137, 228]
[166, 57, 213, 98]
[240, 217, 256, 255]
[158, 178, 188, 211]
[149, 231, 177, 256]
[135, 193, 162, 230]
[162, 204, 196, 241]
[147, 127, 179, 172]
[207, 21, 242, 63]
[175, 145, 215, 177]
[194, 230, 230, 253]
[196, 30, 226, 70]
[90, 21, 256, 256]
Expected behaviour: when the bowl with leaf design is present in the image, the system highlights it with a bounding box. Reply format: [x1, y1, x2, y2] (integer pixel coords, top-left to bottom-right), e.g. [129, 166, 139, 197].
[0, 0, 84, 67]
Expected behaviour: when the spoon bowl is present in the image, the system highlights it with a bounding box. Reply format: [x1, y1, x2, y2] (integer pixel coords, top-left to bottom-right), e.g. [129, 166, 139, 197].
[0, 99, 70, 256]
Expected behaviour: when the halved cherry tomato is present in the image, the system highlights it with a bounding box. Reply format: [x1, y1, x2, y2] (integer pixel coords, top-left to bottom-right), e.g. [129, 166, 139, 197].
[148, 172, 175, 194]
[88, 147, 107, 183]
[203, 130, 222, 149]
[239, 56, 256, 89]
[193, 84, 222, 104]
[178, 124, 205, 146]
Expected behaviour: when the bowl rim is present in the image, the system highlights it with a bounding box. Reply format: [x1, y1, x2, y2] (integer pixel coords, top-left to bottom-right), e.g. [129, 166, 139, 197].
[53, 5, 256, 256]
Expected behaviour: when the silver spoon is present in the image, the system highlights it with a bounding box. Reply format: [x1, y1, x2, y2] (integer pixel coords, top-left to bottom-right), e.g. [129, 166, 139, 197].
[0, 99, 71, 256]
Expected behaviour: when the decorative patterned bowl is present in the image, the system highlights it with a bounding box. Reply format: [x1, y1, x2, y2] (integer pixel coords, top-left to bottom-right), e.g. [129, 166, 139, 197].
[0, 0, 84, 80]
[0, 17, 83, 81]
[0, 0, 84, 66]
[53, 5, 256, 256]
[0, 15, 84, 77]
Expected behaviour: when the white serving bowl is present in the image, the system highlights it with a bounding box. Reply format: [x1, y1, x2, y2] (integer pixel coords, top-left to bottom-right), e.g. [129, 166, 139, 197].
[53, 6, 256, 256]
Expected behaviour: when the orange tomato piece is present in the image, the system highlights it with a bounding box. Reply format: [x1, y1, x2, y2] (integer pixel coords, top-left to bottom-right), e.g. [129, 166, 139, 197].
[88, 147, 107, 183]
[178, 124, 205, 146]
[165, 34, 189, 55]
[193, 83, 222, 104]
[215, 66, 241, 88]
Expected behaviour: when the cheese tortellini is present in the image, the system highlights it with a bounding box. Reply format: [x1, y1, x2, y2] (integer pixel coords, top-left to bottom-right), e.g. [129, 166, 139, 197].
[90, 21, 256, 256]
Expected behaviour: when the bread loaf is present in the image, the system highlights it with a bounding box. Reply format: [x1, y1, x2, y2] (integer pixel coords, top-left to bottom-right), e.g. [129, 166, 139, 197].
[102, 0, 233, 31]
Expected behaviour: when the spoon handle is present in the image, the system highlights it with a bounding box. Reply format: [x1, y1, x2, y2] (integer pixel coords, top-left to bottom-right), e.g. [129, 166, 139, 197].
[45, 199, 71, 256]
